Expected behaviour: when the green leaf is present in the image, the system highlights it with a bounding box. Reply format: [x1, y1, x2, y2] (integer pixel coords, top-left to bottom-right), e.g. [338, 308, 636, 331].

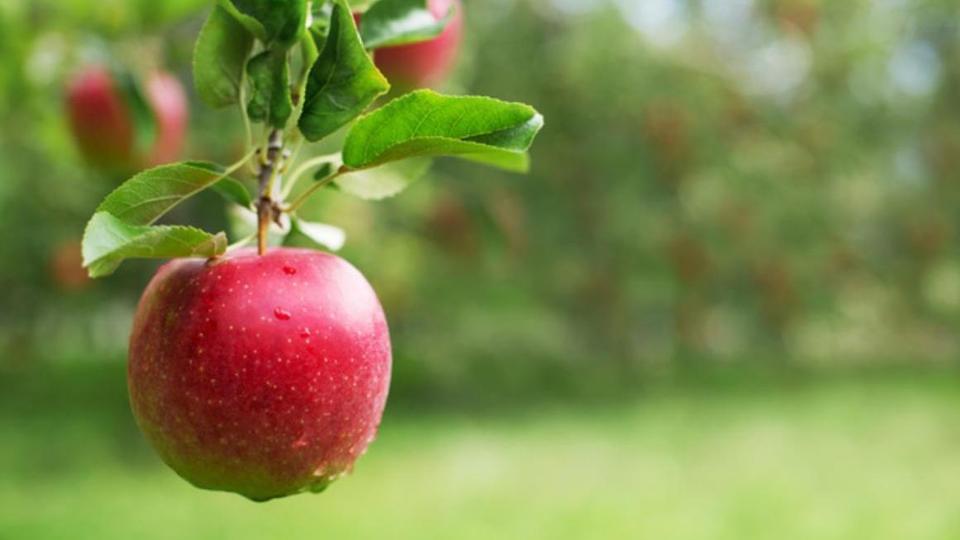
[246, 49, 294, 128]
[112, 69, 157, 158]
[211, 178, 254, 208]
[296, 28, 321, 90]
[298, 0, 390, 142]
[82, 212, 227, 278]
[217, 0, 266, 41]
[194, 4, 254, 108]
[97, 161, 247, 225]
[179, 162, 254, 208]
[342, 90, 544, 172]
[312, 162, 337, 180]
[359, 0, 454, 50]
[289, 218, 346, 251]
[310, 1, 334, 38]
[223, 0, 307, 49]
[346, 0, 375, 10]
[335, 157, 431, 199]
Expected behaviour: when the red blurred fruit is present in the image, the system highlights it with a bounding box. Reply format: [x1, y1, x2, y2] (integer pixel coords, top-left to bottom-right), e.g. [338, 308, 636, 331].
[66, 66, 188, 172]
[371, 0, 463, 89]
[49, 240, 91, 292]
[128, 248, 392, 501]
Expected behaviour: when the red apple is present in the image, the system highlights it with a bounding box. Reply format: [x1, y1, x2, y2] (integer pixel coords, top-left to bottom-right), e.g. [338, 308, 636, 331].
[66, 66, 188, 172]
[128, 248, 392, 501]
[372, 0, 463, 90]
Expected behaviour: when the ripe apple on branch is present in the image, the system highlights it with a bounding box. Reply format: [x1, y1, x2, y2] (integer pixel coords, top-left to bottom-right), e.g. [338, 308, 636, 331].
[79, 0, 543, 502]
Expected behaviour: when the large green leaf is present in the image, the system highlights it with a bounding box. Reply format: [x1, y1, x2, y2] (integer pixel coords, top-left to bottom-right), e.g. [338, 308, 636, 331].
[97, 161, 250, 225]
[359, 0, 454, 50]
[342, 90, 544, 172]
[223, 0, 306, 48]
[194, 4, 254, 108]
[246, 49, 294, 128]
[82, 212, 227, 278]
[298, 0, 390, 142]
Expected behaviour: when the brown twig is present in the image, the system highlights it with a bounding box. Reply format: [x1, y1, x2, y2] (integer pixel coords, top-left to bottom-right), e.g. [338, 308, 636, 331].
[256, 129, 284, 255]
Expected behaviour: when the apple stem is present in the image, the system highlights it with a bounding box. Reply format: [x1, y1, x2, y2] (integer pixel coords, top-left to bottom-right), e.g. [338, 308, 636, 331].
[257, 129, 284, 256]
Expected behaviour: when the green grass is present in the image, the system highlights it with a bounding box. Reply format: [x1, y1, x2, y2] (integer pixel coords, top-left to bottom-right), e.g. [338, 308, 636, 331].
[4, 366, 960, 539]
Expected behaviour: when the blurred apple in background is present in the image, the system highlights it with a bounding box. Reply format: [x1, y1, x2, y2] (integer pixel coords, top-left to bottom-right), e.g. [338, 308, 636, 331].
[66, 65, 187, 172]
[372, 0, 463, 90]
[49, 239, 91, 292]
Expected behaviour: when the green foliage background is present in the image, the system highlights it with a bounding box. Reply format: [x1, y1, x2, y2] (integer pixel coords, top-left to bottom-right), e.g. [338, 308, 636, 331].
[3, 0, 960, 399]
[6, 0, 960, 537]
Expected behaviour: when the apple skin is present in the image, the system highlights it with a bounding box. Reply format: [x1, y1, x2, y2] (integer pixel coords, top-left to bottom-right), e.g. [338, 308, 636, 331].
[371, 0, 463, 90]
[66, 66, 188, 172]
[128, 248, 392, 501]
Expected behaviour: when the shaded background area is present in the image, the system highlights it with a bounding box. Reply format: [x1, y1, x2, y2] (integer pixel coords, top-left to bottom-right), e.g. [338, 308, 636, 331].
[3, 0, 960, 537]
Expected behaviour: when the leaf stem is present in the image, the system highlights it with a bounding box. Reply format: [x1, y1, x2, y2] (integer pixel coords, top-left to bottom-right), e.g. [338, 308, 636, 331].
[286, 133, 306, 175]
[281, 152, 342, 199]
[226, 233, 257, 253]
[238, 72, 253, 154]
[285, 167, 347, 213]
[225, 148, 259, 180]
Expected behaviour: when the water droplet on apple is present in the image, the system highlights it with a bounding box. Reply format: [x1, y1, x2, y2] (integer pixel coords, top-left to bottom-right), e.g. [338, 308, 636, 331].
[300, 328, 312, 338]
[282, 265, 297, 275]
[274, 308, 291, 321]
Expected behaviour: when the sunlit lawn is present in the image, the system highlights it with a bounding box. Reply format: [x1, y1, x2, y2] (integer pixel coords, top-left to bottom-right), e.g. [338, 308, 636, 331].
[3, 365, 960, 539]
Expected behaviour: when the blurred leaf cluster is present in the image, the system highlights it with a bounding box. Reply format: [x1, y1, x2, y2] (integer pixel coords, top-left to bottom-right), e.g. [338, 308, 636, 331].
[3, 0, 960, 403]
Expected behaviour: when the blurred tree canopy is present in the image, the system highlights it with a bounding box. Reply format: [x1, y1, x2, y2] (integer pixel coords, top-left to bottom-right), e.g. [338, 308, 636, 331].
[3, 0, 960, 403]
